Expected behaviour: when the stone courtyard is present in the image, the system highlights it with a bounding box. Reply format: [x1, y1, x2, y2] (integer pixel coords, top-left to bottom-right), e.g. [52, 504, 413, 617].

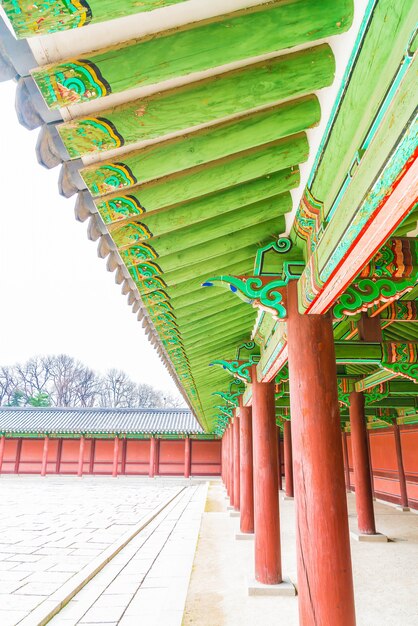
[1, 477, 418, 626]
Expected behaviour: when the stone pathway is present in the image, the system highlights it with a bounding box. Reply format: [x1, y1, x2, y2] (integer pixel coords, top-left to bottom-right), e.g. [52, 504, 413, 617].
[0, 476, 185, 626]
[50, 483, 207, 626]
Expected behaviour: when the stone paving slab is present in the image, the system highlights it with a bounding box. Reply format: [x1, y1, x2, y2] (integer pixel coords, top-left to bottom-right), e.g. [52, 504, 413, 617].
[0, 476, 185, 625]
[50, 482, 208, 626]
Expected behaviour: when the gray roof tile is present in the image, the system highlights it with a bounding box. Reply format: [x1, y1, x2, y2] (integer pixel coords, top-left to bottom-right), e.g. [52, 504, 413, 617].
[0, 407, 204, 435]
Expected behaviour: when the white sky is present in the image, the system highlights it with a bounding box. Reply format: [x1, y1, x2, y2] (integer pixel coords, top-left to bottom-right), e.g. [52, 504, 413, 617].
[0, 81, 180, 396]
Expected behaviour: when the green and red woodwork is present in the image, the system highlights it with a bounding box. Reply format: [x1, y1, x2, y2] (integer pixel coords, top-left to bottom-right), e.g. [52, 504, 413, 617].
[0, 0, 417, 622]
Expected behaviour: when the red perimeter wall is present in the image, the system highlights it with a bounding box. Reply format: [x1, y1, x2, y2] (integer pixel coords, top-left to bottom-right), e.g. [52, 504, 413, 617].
[346, 424, 418, 510]
[0, 438, 221, 477]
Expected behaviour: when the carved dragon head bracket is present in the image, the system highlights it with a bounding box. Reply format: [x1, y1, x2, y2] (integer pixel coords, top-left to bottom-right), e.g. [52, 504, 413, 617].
[202, 238, 304, 320]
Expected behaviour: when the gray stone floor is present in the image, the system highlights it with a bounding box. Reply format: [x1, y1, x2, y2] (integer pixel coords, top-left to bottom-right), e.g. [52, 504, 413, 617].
[50, 483, 207, 626]
[0, 476, 185, 626]
[184, 483, 418, 626]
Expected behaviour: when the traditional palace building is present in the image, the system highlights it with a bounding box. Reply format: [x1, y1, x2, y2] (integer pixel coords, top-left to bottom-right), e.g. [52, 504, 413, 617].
[0, 1, 416, 623]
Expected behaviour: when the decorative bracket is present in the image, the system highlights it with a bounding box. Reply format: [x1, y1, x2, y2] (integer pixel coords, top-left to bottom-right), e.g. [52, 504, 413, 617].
[333, 278, 417, 318]
[381, 342, 418, 383]
[209, 356, 260, 383]
[202, 238, 304, 320]
[212, 391, 240, 407]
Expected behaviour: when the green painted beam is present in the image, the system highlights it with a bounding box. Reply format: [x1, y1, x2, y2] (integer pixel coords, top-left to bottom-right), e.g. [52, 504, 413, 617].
[33, 1, 352, 109]
[186, 321, 252, 350]
[166, 260, 255, 300]
[151, 245, 258, 290]
[58, 44, 335, 158]
[84, 98, 318, 200]
[113, 167, 298, 248]
[180, 308, 254, 338]
[130, 195, 291, 262]
[178, 311, 254, 338]
[133, 217, 284, 282]
[103, 136, 304, 220]
[187, 333, 252, 360]
[334, 342, 383, 363]
[1, 0, 188, 38]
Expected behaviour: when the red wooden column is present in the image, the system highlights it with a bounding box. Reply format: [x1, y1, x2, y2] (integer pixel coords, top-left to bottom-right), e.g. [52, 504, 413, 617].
[239, 400, 254, 533]
[155, 439, 160, 476]
[251, 365, 281, 584]
[287, 281, 356, 626]
[0, 435, 5, 472]
[277, 427, 283, 491]
[366, 430, 375, 498]
[184, 438, 191, 478]
[229, 423, 234, 506]
[14, 439, 22, 473]
[349, 391, 376, 534]
[41, 436, 49, 477]
[393, 421, 409, 509]
[77, 436, 85, 477]
[224, 428, 229, 494]
[149, 437, 157, 478]
[283, 421, 294, 498]
[112, 437, 120, 478]
[341, 431, 351, 492]
[89, 439, 96, 474]
[224, 430, 227, 487]
[56, 439, 63, 474]
[233, 413, 241, 510]
[121, 439, 127, 475]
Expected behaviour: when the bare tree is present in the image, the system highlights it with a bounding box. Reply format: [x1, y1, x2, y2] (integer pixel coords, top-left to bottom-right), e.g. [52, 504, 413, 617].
[0, 366, 18, 405]
[99, 369, 137, 408]
[0, 354, 186, 409]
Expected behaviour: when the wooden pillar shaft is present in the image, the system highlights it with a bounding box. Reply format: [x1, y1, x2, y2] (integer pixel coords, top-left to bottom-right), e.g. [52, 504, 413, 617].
[239, 403, 254, 533]
[349, 391, 376, 535]
[89, 439, 96, 474]
[341, 431, 351, 492]
[0, 435, 5, 473]
[287, 281, 356, 626]
[393, 422, 408, 508]
[14, 439, 22, 474]
[277, 428, 283, 491]
[56, 439, 63, 474]
[251, 365, 281, 585]
[41, 437, 49, 477]
[77, 436, 85, 477]
[121, 438, 127, 475]
[184, 438, 191, 478]
[149, 437, 157, 478]
[229, 424, 234, 505]
[112, 437, 120, 478]
[283, 421, 294, 498]
[233, 415, 240, 510]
